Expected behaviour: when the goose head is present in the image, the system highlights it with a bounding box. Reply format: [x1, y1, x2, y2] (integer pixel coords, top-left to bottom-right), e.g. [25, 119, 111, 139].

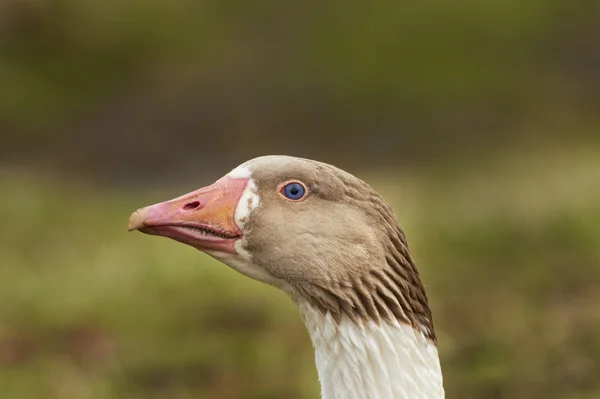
[129, 155, 443, 399]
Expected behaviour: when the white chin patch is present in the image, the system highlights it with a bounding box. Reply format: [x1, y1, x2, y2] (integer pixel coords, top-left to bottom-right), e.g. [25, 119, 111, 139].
[233, 179, 259, 262]
[232, 174, 260, 232]
[228, 165, 260, 262]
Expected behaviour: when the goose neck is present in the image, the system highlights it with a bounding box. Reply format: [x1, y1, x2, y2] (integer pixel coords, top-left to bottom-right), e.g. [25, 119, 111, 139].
[298, 302, 444, 399]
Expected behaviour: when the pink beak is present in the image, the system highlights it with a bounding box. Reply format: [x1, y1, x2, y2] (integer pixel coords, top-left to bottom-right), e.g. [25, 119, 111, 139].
[128, 176, 248, 254]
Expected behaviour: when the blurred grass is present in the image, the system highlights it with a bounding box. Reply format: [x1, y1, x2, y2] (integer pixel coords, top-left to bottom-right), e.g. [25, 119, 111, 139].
[1, 142, 599, 398]
[0, 0, 595, 129]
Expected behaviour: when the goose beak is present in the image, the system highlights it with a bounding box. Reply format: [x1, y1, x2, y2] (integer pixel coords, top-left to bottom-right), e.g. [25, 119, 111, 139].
[128, 176, 248, 254]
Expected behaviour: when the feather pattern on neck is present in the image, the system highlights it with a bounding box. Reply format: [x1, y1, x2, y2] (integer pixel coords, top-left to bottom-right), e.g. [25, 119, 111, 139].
[298, 302, 444, 399]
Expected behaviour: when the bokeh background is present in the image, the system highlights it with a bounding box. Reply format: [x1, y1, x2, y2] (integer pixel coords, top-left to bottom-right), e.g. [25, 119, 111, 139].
[1, 1, 599, 398]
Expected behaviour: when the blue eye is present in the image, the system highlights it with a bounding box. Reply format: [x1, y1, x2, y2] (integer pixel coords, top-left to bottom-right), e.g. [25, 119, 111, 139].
[282, 182, 306, 200]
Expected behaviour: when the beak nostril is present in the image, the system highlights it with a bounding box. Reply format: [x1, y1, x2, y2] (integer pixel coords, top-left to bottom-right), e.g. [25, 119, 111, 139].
[183, 201, 201, 211]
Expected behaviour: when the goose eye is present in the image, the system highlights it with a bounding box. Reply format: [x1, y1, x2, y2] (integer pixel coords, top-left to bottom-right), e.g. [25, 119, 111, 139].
[280, 182, 306, 201]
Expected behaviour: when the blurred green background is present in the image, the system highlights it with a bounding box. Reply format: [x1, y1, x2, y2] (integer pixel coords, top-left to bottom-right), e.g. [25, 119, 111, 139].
[1, 1, 599, 398]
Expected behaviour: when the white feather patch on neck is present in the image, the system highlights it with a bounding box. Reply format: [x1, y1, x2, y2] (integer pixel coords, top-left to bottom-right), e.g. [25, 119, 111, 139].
[298, 302, 444, 399]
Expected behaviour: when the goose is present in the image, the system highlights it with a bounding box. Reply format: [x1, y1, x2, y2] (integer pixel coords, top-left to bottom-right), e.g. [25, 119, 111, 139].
[128, 155, 444, 399]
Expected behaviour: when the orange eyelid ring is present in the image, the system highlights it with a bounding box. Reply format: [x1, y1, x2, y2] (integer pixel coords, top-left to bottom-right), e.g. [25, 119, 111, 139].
[277, 180, 309, 201]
